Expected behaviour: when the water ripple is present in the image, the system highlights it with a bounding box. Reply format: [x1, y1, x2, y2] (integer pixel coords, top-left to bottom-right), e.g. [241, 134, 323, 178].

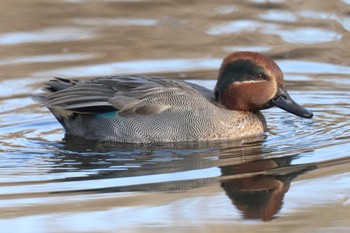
[0, 28, 96, 45]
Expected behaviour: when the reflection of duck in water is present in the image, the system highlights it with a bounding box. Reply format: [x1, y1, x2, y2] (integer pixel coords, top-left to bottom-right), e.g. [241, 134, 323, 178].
[220, 157, 315, 221]
[53, 137, 315, 221]
[33, 52, 312, 143]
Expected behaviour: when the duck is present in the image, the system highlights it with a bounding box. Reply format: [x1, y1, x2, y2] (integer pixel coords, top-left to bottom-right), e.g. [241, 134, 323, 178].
[32, 51, 313, 143]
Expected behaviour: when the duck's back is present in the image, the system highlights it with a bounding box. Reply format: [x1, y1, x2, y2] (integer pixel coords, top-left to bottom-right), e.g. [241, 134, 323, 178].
[33, 76, 265, 143]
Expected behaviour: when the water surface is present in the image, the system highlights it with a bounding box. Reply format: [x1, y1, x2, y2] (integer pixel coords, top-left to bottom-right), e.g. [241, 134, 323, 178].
[0, 0, 350, 232]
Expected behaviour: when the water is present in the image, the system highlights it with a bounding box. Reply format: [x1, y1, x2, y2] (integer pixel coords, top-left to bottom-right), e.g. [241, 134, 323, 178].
[0, 0, 350, 232]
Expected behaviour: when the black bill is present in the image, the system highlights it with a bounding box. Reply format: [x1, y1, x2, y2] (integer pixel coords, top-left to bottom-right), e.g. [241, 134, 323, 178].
[271, 88, 313, 119]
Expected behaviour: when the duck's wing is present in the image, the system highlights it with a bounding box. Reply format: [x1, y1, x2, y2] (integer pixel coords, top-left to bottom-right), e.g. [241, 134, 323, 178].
[33, 76, 214, 115]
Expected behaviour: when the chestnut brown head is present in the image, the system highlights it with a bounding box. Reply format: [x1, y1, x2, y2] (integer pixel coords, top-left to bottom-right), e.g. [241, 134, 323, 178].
[214, 52, 313, 118]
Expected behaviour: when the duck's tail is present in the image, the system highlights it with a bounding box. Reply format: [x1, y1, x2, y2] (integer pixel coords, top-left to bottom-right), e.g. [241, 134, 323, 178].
[32, 77, 77, 104]
[32, 78, 79, 130]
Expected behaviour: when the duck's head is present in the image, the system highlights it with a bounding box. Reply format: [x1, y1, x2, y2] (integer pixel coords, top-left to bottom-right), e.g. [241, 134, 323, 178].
[214, 51, 313, 119]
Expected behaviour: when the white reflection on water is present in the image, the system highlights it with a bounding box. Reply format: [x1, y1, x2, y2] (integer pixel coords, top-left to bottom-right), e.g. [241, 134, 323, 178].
[0, 79, 36, 97]
[0, 53, 98, 66]
[33, 58, 350, 78]
[222, 45, 270, 53]
[0, 171, 349, 232]
[0, 167, 220, 195]
[259, 10, 298, 22]
[33, 58, 221, 77]
[284, 173, 350, 210]
[278, 60, 350, 74]
[0, 0, 349, 231]
[249, 0, 285, 3]
[74, 18, 159, 26]
[0, 28, 96, 45]
[215, 5, 238, 14]
[64, 0, 146, 2]
[207, 20, 342, 44]
[299, 10, 350, 31]
[280, 27, 342, 44]
[206, 20, 279, 35]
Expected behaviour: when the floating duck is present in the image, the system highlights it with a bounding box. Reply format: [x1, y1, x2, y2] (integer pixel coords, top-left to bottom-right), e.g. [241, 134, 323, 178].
[33, 52, 313, 143]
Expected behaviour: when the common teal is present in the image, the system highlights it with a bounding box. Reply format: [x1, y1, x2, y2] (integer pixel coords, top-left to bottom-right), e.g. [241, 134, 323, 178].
[33, 52, 313, 143]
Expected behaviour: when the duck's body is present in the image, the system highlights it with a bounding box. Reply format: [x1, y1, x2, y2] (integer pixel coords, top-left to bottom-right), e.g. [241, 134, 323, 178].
[33, 52, 312, 143]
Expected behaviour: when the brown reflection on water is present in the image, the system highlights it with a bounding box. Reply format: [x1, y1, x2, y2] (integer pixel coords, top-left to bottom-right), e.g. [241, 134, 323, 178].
[27, 136, 315, 221]
[1, 0, 350, 232]
[220, 156, 314, 221]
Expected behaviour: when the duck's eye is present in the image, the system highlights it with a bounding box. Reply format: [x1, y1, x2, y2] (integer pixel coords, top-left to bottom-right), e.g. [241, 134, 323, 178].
[256, 73, 265, 80]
